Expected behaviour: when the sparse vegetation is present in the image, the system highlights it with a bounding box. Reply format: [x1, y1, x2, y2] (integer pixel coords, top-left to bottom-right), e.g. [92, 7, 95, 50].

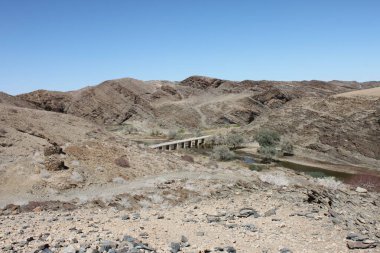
[211, 145, 235, 161]
[167, 129, 179, 140]
[258, 172, 289, 187]
[124, 124, 138, 134]
[193, 128, 203, 137]
[225, 131, 244, 149]
[315, 177, 343, 191]
[258, 146, 277, 163]
[249, 164, 268, 172]
[209, 134, 225, 146]
[255, 129, 295, 162]
[255, 129, 280, 147]
[209, 131, 244, 149]
[280, 139, 294, 156]
[150, 129, 163, 137]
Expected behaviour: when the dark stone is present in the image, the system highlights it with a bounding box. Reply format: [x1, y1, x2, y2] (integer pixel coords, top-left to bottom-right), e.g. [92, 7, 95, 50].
[238, 208, 260, 218]
[170, 242, 181, 253]
[346, 232, 368, 241]
[122, 235, 136, 243]
[121, 215, 130, 220]
[225, 246, 237, 253]
[279, 248, 293, 253]
[264, 208, 277, 217]
[38, 244, 50, 250]
[99, 240, 116, 252]
[181, 235, 188, 243]
[135, 243, 155, 251]
[206, 215, 221, 223]
[132, 213, 140, 220]
[242, 224, 257, 232]
[347, 241, 376, 249]
[44, 143, 64, 156]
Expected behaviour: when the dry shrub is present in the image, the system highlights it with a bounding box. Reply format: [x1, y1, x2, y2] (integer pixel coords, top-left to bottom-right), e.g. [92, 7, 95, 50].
[211, 145, 235, 161]
[344, 174, 380, 192]
[181, 155, 194, 163]
[259, 172, 289, 187]
[115, 156, 130, 168]
[315, 177, 343, 191]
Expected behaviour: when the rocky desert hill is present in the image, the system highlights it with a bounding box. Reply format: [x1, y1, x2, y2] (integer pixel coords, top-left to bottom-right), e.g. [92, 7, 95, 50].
[243, 94, 380, 169]
[19, 76, 380, 129]
[1, 77, 380, 252]
[16, 76, 380, 167]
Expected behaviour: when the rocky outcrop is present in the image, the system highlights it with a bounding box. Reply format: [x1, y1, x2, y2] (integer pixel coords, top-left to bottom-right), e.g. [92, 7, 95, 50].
[19, 78, 156, 124]
[246, 96, 380, 167]
[179, 76, 226, 89]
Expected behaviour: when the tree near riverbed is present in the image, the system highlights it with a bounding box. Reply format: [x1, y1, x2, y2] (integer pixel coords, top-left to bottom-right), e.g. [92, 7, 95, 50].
[255, 129, 294, 162]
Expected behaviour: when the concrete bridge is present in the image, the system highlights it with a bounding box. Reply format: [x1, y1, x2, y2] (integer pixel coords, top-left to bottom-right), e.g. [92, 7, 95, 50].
[149, 135, 212, 150]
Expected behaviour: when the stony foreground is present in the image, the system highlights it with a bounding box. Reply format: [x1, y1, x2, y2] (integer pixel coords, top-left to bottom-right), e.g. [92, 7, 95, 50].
[1, 178, 379, 253]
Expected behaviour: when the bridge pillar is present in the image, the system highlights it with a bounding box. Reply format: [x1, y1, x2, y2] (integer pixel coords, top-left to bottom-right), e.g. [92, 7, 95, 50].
[181, 142, 185, 149]
[194, 139, 199, 148]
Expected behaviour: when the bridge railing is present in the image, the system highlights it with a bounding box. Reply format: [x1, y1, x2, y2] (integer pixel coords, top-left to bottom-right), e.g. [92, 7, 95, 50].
[149, 135, 212, 150]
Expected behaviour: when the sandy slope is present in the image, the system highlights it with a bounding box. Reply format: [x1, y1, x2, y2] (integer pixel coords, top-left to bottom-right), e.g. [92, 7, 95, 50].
[334, 87, 380, 98]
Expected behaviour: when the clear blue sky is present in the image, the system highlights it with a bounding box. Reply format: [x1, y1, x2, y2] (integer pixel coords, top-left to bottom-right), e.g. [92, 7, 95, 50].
[1, 0, 379, 95]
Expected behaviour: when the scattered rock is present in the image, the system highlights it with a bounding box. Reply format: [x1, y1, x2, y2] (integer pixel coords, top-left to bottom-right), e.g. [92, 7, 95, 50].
[170, 242, 181, 253]
[279, 248, 293, 253]
[264, 208, 277, 217]
[121, 214, 130, 220]
[237, 208, 260, 218]
[347, 240, 377, 249]
[206, 215, 221, 223]
[355, 187, 368, 193]
[44, 156, 68, 171]
[44, 143, 64, 156]
[225, 246, 237, 253]
[114, 156, 130, 168]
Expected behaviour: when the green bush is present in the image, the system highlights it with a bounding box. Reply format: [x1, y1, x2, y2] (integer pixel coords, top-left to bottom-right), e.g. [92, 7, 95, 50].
[225, 132, 244, 149]
[150, 129, 162, 137]
[258, 146, 277, 163]
[193, 128, 203, 137]
[280, 139, 294, 156]
[124, 125, 138, 134]
[255, 129, 280, 147]
[211, 145, 235, 161]
[209, 134, 226, 146]
[167, 129, 178, 140]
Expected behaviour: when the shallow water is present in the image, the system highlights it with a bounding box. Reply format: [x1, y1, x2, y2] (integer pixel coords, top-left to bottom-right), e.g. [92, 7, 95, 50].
[236, 151, 354, 180]
[278, 160, 354, 180]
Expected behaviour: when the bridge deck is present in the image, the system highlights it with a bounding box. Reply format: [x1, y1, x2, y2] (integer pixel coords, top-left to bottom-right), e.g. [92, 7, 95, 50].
[149, 135, 212, 149]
